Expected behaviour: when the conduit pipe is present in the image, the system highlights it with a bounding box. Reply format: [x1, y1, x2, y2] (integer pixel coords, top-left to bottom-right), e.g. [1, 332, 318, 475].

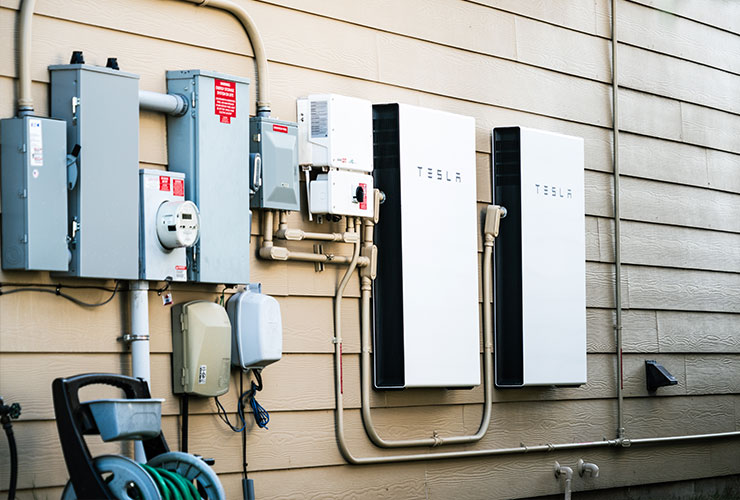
[139, 90, 188, 116]
[129, 280, 151, 463]
[611, 0, 626, 443]
[259, 210, 369, 266]
[331, 208, 740, 465]
[357, 216, 493, 448]
[17, 0, 36, 116]
[177, 0, 271, 116]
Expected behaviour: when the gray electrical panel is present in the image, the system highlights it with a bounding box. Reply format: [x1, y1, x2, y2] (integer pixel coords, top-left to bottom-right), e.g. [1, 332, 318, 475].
[166, 69, 251, 284]
[49, 64, 140, 279]
[250, 116, 300, 211]
[1, 117, 69, 271]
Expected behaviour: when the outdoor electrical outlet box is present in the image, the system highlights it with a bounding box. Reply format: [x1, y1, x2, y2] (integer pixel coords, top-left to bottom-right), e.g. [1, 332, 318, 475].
[309, 169, 374, 218]
[250, 116, 300, 211]
[227, 287, 283, 370]
[172, 300, 232, 397]
[372, 103, 480, 389]
[49, 64, 140, 279]
[140, 169, 197, 282]
[1, 117, 69, 271]
[492, 126, 586, 387]
[166, 70, 251, 284]
[297, 94, 373, 172]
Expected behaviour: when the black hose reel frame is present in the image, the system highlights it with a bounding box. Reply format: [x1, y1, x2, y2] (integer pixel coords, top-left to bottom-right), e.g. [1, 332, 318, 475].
[52, 373, 169, 499]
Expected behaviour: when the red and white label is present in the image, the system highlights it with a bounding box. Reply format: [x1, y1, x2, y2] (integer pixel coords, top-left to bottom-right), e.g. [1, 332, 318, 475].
[359, 183, 367, 211]
[272, 124, 289, 134]
[214, 79, 237, 124]
[159, 176, 171, 191]
[173, 178, 184, 197]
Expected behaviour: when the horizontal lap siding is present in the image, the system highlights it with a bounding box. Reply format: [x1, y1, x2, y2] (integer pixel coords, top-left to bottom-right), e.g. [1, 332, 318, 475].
[1, 0, 739, 499]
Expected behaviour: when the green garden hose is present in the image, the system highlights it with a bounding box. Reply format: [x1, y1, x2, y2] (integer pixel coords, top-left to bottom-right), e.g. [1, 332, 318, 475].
[140, 463, 199, 500]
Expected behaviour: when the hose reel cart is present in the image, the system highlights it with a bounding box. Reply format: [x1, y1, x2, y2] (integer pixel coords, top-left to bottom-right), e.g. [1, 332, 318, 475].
[53, 373, 225, 499]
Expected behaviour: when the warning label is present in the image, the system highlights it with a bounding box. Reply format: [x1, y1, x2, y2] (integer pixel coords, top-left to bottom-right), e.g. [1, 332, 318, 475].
[214, 79, 236, 124]
[29, 119, 43, 167]
[173, 178, 184, 197]
[159, 176, 171, 191]
[273, 124, 289, 134]
[359, 183, 367, 211]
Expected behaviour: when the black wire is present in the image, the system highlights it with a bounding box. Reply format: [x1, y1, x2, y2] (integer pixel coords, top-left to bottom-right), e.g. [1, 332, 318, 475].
[241, 371, 248, 481]
[4, 422, 17, 500]
[0, 280, 121, 307]
[214, 369, 269, 434]
[0, 281, 118, 291]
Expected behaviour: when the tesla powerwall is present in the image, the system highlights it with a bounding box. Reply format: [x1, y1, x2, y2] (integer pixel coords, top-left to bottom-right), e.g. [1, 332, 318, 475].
[373, 104, 480, 389]
[492, 126, 586, 387]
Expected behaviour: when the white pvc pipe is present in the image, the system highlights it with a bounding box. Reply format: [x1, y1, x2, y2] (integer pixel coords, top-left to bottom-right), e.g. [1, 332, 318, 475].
[17, 0, 36, 116]
[130, 280, 151, 462]
[139, 90, 188, 116]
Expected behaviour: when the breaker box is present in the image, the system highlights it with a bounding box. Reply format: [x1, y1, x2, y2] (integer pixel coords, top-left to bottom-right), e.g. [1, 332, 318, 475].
[172, 300, 232, 396]
[167, 70, 251, 284]
[1, 117, 69, 271]
[49, 64, 140, 279]
[250, 116, 300, 211]
[372, 104, 480, 389]
[297, 94, 373, 172]
[139, 169, 199, 281]
[492, 126, 586, 387]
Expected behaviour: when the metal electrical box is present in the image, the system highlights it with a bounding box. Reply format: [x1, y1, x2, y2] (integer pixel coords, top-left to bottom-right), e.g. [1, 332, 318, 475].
[139, 169, 194, 281]
[49, 64, 140, 279]
[227, 287, 283, 370]
[250, 116, 300, 211]
[166, 70, 251, 284]
[172, 300, 232, 397]
[309, 169, 374, 218]
[372, 104, 480, 389]
[1, 117, 68, 271]
[492, 126, 586, 387]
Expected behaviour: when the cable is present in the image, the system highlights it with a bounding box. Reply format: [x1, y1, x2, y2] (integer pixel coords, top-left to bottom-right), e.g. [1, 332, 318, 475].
[0, 280, 121, 307]
[214, 370, 270, 433]
[1, 398, 21, 500]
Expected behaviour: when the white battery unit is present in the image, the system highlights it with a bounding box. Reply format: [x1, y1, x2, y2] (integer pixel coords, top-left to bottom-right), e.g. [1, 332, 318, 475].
[139, 169, 196, 281]
[492, 126, 586, 387]
[226, 287, 283, 370]
[309, 170, 374, 218]
[372, 104, 480, 389]
[296, 94, 373, 172]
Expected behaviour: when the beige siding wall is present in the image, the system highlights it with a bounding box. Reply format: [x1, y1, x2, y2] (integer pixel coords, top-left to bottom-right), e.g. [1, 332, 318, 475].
[1, 0, 739, 498]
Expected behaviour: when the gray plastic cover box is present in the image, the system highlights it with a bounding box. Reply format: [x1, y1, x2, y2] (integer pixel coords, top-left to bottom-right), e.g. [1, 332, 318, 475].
[1, 117, 68, 271]
[49, 64, 140, 279]
[166, 70, 251, 284]
[250, 116, 300, 211]
[226, 288, 283, 370]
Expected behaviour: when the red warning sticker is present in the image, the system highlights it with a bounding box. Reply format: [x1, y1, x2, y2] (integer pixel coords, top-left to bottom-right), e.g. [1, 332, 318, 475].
[173, 178, 184, 197]
[159, 176, 171, 191]
[359, 183, 367, 210]
[214, 79, 236, 124]
[273, 124, 289, 134]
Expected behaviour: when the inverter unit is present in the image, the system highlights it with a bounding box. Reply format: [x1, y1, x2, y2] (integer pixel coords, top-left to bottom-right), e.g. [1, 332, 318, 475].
[372, 104, 480, 389]
[492, 126, 586, 387]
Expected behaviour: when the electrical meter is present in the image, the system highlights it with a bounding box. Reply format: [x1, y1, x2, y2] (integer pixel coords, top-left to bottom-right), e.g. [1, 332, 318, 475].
[156, 200, 200, 249]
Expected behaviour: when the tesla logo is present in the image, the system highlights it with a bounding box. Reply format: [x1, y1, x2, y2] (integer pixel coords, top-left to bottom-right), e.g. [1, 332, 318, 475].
[535, 183, 573, 199]
[417, 166, 462, 183]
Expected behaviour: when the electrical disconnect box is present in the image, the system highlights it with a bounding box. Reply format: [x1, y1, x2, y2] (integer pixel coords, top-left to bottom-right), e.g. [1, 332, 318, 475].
[1, 117, 69, 271]
[166, 70, 251, 284]
[139, 169, 199, 281]
[172, 301, 232, 397]
[372, 104, 480, 389]
[227, 286, 283, 370]
[49, 64, 140, 279]
[492, 126, 586, 387]
[250, 117, 300, 211]
[297, 94, 374, 218]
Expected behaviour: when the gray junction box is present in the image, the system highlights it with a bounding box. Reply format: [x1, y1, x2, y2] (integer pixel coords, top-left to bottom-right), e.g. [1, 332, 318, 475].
[1, 117, 69, 271]
[166, 70, 251, 284]
[250, 116, 300, 211]
[49, 64, 140, 279]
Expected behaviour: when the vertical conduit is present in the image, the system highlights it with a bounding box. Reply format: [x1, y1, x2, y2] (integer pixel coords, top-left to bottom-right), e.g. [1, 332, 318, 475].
[130, 280, 151, 462]
[611, 0, 626, 442]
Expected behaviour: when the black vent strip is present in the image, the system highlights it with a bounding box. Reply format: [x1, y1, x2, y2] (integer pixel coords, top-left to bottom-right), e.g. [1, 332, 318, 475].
[371, 104, 405, 389]
[493, 127, 524, 387]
